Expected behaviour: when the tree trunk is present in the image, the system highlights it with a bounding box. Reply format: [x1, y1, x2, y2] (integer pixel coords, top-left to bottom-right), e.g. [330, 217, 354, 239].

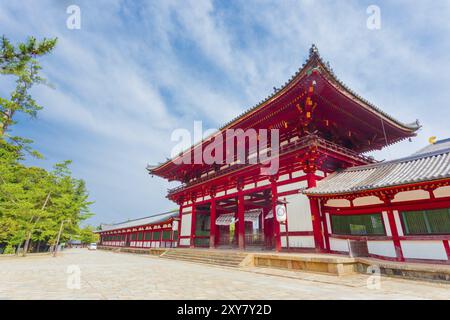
[22, 192, 51, 257]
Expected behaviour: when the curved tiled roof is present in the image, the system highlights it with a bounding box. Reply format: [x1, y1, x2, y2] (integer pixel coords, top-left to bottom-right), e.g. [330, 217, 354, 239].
[304, 140, 450, 196]
[220, 44, 420, 132]
[150, 44, 420, 173]
[99, 210, 178, 232]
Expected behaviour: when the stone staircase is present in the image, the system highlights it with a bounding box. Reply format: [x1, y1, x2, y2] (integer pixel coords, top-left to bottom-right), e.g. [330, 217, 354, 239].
[160, 249, 248, 268]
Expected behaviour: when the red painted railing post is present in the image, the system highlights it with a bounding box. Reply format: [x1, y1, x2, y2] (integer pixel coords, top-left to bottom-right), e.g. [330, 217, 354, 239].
[307, 173, 325, 252]
[190, 202, 196, 248]
[271, 178, 282, 252]
[209, 197, 217, 249]
[237, 186, 245, 250]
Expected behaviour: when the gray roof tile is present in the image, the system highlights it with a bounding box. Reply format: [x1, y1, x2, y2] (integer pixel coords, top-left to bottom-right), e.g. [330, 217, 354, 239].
[304, 141, 450, 195]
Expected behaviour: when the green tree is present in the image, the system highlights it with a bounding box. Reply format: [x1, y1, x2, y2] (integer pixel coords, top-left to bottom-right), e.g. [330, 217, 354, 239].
[0, 36, 95, 255]
[77, 226, 99, 245]
[0, 36, 57, 135]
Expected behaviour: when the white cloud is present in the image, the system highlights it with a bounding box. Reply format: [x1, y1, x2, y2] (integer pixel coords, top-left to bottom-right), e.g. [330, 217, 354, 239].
[1, 0, 449, 225]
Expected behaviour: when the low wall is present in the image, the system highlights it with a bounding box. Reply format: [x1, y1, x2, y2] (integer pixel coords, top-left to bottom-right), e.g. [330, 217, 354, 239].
[252, 254, 357, 275]
[98, 245, 165, 256]
[356, 258, 450, 283]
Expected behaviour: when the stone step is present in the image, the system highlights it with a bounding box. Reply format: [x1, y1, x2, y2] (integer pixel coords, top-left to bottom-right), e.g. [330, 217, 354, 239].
[163, 251, 245, 260]
[163, 250, 246, 258]
[160, 249, 248, 267]
[161, 255, 242, 267]
[162, 251, 244, 260]
[161, 254, 244, 264]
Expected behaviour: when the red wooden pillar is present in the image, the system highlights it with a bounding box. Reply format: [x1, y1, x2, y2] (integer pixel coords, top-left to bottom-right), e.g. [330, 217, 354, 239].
[209, 197, 217, 249]
[384, 198, 404, 261]
[190, 203, 196, 248]
[443, 240, 450, 261]
[177, 202, 183, 247]
[307, 173, 324, 252]
[271, 178, 281, 252]
[237, 187, 245, 250]
[320, 200, 331, 252]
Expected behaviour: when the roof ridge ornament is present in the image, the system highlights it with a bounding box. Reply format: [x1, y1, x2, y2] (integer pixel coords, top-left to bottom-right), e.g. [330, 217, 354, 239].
[309, 44, 319, 58]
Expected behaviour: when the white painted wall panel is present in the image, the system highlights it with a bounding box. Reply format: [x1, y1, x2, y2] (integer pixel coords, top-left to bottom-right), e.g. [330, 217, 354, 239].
[228, 187, 237, 194]
[243, 183, 255, 191]
[325, 213, 331, 235]
[257, 179, 270, 187]
[292, 170, 304, 178]
[277, 180, 307, 193]
[285, 194, 313, 231]
[329, 238, 349, 252]
[401, 241, 447, 260]
[282, 235, 315, 248]
[367, 241, 397, 258]
[392, 190, 429, 202]
[180, 213, 192, 236]
[353, 196, 383, 206]
[182, 205, 192, 213]
[393, 210, 404, 236]
[434, 186, 450, 198]
[325, 199, 351, 207]
[382, 211, 392, 236]
[179, 238, 190, 246]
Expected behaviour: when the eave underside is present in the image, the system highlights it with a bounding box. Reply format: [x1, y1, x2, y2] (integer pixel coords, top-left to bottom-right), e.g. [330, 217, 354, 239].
[166, 135, 375, 202]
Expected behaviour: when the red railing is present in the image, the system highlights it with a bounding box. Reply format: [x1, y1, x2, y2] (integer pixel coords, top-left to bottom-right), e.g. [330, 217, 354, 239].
[167, 135, 375, 195]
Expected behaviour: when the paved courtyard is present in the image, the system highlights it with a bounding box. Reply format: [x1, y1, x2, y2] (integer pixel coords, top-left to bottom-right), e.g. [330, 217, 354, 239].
[0, 249, 448, 299]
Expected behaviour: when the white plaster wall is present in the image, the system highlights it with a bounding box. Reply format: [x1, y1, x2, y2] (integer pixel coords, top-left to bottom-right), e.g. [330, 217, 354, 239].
[401, 241, 448, 260]
[325, 199, 351, 207]
[281, 235, 315, 248]
[367, 241, 397, 258]
[277, 180, 307, 193]
[243, 183, 255, 191]
[292, 170, 304, 178]
[228, 187, 237, 194]
[217, 191, 225, 197]
[325, 213, 331, 234]
[316, 170, 325, 177]
[382, 211, 392, 236]
[393, 210, 404, 236]
[353, 196, 383, 206]
[257, 179, 270, 187]
[392, 190, 429, 202]
[285, 194, 313, 231]
[329, 238, 349, 252]
[180, 213, 192, 236]
[278, 174, 290, 182]
[182, 206, 192, 213]
[434, 186, 450, 198]
[179, 238, 190, 246]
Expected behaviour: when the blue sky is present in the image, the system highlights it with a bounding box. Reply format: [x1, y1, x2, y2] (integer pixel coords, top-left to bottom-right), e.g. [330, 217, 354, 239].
[1, 0, 449, 226]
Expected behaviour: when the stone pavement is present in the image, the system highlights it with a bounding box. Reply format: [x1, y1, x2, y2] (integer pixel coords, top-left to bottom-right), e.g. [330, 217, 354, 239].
[0, 249, 448, 300]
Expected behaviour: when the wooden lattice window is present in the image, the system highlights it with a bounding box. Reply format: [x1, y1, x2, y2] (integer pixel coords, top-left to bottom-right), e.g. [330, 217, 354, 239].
[401, 208, 450, 235]
[162, 230, 172, 240]
[152, 232, 161, 241]
[331, 213, 385, 236]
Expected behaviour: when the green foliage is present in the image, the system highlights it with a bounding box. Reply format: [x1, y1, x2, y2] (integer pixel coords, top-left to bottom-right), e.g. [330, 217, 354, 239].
[0, 35, 57, 135]
[0, 138, 94, 252]
[77, 226, 99, 244]
[0, 36, 94, 254]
